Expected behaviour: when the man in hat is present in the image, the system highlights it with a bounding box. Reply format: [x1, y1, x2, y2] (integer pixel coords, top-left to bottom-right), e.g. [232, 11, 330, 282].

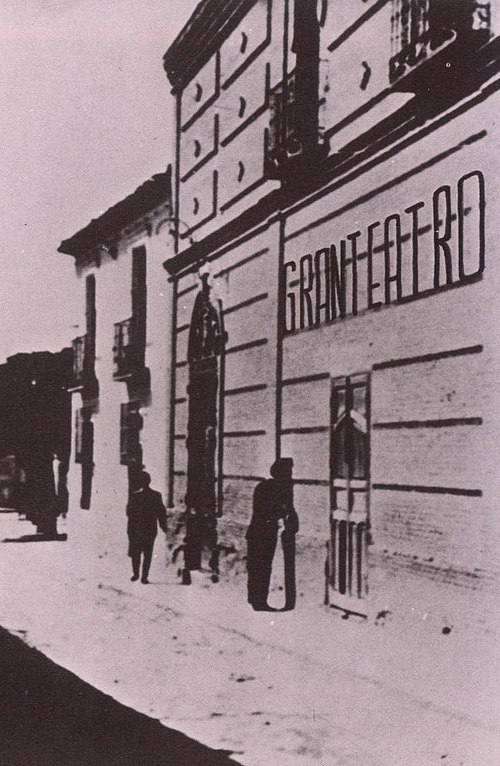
[126, 471, 168, 584]
[246, 458, 298, 610]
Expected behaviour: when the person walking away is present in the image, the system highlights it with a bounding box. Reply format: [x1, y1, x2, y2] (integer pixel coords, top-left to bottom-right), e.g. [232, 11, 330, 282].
[126, 471, 167, 584]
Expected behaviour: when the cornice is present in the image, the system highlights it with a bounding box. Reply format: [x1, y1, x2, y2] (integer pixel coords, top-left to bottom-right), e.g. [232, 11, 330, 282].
[58, 169, 172, 261]
[163, 0, 256, 92]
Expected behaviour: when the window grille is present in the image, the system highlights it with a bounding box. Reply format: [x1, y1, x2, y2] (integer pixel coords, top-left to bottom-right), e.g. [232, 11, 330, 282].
[390, 0, 491, 84]
[71, 335, 86, 388]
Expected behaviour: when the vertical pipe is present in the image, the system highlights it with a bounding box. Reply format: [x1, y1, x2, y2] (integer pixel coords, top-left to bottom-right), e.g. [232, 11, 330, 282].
[167, 277, 178, 508]
[174, 91, 181, 256]
[217, 301, 226, 516]
[275, 215, 286, 461]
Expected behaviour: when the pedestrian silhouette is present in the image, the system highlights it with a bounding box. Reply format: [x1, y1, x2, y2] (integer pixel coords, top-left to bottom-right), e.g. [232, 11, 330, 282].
[246, 458, 298, 611]
[126, 471, 167, 584]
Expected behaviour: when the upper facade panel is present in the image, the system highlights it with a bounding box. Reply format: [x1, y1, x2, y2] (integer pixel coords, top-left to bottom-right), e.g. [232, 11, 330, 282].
[181, 54, 219, 131]
[220, 0, 272, 88]
[165, 0, 500, 268]
[173, 0, 284, 249]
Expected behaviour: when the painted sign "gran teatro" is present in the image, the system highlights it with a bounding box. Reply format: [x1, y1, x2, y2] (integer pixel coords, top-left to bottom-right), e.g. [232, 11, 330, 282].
[283, 170, 485, 334]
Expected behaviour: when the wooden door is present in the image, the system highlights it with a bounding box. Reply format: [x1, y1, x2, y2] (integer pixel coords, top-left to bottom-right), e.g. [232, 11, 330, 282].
[328, 373, 370, 612]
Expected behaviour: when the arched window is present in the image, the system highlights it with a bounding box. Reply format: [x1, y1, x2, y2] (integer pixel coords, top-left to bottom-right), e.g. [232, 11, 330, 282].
[187, 276, 225, 365]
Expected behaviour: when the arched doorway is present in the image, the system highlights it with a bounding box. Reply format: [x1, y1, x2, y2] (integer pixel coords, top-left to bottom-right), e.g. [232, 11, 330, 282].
[183, 273, 225, 579]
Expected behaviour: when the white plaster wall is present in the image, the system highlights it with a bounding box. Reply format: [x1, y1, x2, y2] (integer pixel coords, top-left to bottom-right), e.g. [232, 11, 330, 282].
[66, 212, 174, 556]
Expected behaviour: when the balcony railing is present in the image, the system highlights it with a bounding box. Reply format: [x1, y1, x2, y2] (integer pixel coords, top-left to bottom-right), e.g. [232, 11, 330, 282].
[113, 317, 145, 380]
[120, 401, 143, 466]
[265, 63, 327, 179]
[71, 335, 86, 389]
[389, 0, 491, 86]
[265, 72, 302, 178]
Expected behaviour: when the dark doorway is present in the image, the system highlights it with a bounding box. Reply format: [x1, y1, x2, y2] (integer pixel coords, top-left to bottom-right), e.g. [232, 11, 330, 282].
[80, 409, 94, 510]
[183, 274, 225, 576]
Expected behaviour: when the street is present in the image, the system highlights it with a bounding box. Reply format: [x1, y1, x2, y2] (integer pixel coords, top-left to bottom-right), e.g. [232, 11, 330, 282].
[1, 509, 499, 766]
[0, 623, 240, 766]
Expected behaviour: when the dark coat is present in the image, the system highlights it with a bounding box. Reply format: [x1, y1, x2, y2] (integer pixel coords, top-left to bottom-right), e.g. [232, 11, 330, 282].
[126, 487, 167, 549]
[246, 478, 298, 540]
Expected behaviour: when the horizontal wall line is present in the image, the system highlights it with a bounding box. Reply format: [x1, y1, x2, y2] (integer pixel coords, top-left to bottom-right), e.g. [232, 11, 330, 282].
[176, 323, 190, 334]
[214, 247, 269, 279]
[223, 292, 268, 316]
[327, 0, 388, 53]
[286, 221, 435, 284]
[181, 89, 219, 132]
[372, 483, 482, 497]
[293, 478, 329, 487]
[220, 102, 267, 148]
[174, 434, 186, 440]
[332, 486, 368, 493]
[324, 86, 391, 141]
[175, 397, 187, 405]
[225, 337, 268, 356]
[373, 344, 483, 371]
[219, 176, 267, 213]
[373, 417, 483, 430]
[221, 32, 271, 90]
[173, 470, 186, 477]
[178, 283, 197, 298]
[224, 430, 266, 438]
[282, 372, 330, 387]
[224, 383, 267, 397]
[223, 473, 264, 482]
[175, 360, 188, 368]
[179, 169, 218, 239]
[180, 145, 218, 184]
[285, 130, 486, 242]
[170, 216, 273, 281]
[282, 275, 483, 340]
[281, 426, 329, 435]
[205, 220, 272, 268]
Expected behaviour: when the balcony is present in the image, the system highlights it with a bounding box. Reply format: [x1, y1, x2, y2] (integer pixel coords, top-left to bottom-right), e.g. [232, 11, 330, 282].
[70, 334, 99, 398]
[265, 73, 297, 178]
[71, 335, 86, 390]
[113, 317, 145, 380]
[265, 66, 327, 181]
[120, 401, 143, 466]
[389, 0, 491, 90]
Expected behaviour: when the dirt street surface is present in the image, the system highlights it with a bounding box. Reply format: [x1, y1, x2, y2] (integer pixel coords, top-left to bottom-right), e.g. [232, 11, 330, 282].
[1, 510, 499, 766]
[0, 624, 240, 766]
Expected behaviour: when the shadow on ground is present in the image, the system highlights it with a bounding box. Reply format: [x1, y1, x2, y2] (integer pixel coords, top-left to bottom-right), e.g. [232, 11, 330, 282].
[2, 533, 68, 543]
[0, 626, 242, 766]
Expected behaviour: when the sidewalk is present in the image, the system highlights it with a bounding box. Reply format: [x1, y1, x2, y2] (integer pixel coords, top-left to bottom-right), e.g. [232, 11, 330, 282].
[1, 509, 499, 766]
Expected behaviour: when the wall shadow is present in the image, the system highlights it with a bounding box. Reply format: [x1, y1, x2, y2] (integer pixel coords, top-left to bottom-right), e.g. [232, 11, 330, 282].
[0, 626, 242, 766]
[2, 533, 68, 543]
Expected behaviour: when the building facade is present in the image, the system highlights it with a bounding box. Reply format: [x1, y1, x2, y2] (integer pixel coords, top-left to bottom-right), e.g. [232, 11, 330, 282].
[58, 171, 173, 553]
[163, 0, 500, 632]
[0, 349, 72, 532]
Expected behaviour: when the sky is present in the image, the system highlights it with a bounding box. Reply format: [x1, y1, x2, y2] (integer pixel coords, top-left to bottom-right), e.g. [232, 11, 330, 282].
[0, 0, 197, 362]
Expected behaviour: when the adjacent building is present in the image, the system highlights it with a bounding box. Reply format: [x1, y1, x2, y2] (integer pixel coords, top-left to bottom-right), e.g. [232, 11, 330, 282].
[0, 349, 72, 532]
[58, 171, 173, 552]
